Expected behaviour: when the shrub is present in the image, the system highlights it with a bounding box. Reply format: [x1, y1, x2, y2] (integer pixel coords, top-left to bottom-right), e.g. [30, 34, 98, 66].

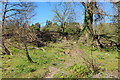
[68, 64, 93, 77]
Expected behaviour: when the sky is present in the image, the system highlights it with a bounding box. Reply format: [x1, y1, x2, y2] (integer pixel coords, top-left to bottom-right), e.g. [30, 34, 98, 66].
[4, 0, 120, 2]
[31, 2, 84, 26]
[31, 2, 55, 26]
[29, 2, 116, 27]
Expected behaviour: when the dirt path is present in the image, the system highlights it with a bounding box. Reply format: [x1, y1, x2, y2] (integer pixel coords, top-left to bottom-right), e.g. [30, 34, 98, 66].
[44, 41, 82, 78]
[44, 40, 119, 78]
[63, 42, 84, 67]
[44, 66, 59, 78]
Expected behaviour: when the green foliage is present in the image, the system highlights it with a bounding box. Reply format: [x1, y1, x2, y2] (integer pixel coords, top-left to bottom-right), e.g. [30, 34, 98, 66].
[41, 20, 53, 31]
[2, 42, 66, 78]
[68, 64, 93, 78]
[69, 64, 89, 73]
[9, 47, 25, 55]
[0, 57, 2, 79]
[16, 64, 33, 73]
[64, 22, 80, 33]
[2, 41, 118, 78]
[30, 23, 40, 31]
[41, 21, 61, 32]
[95, 23, 117, 35]
[41, 26, 50, 31]
[46, 20, 52, 27]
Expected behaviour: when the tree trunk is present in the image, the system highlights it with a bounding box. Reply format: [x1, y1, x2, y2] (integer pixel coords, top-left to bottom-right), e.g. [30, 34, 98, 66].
[2, 2, 11, 55]
[80, 2, 94, 39]
[96, 38, 104, 48]
[24, 43, 34, 63]
[84, 3, 94, 37]
[61, 22, 65, 33]
[94, 35, 104, 48]
[82, 3, 94, 45]
[2, 41, 11, 55]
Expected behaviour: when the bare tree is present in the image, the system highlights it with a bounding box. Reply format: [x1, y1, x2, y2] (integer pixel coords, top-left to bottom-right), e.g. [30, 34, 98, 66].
[52, 2, 76, 33]
[79, 1, 99, 38]
[1, 0, 36, 55]
[78, 0, 111, 48]
[2, 1, 36, 62]
[79, 0, 118, 38]
[16, 26, 35, 63]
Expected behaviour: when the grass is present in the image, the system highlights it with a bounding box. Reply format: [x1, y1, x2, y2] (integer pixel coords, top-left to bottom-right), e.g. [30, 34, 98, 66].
[0, 55, 2, 79]
[2, 41, 118, 78]
[2, 42, 67, 78]
[53, 42, 118, 78]
[77, 43, 118, 77]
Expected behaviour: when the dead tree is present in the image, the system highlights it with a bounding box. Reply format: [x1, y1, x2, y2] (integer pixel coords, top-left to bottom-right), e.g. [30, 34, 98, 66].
[1, 1, 36, 55]
[52, 2, 76, 33]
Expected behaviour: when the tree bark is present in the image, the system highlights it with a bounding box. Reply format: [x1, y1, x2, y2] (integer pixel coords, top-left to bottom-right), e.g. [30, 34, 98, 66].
[2, 41, 11, 55]
[84, 2, 94, 37]
[80, 2, 94, 38]
[94, 35, 104, 48]
[2, 2, 11, 55]
[61, 22, 65, 33]
[96, 38, 104, 48]
[24, 43, 34, 63]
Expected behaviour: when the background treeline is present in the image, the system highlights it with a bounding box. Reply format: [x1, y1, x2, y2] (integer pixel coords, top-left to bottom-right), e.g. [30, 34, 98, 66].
[1, 1, 119, 60]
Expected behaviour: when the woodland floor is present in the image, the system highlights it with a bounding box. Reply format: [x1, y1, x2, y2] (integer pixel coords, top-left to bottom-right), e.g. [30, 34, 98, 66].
[1, 40, 119, 78]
